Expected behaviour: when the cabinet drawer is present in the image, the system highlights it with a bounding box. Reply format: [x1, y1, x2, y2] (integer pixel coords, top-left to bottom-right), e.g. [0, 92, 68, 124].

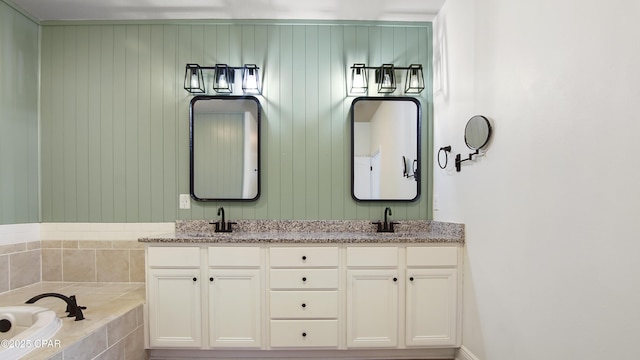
[208, 246, 261, 267]
[148, 246, 200, 267]
[270, 320, 338, 347]
[270, 269, 338, 289]
[406, 247, 458, 267]
[270, 247, 338, 268]
[270, 291, 338, 319]
[347, 247, 398, 267]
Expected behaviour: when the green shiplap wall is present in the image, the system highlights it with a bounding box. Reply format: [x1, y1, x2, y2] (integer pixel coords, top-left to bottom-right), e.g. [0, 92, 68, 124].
[0, 1, 39, 225]
[40, 22, 433, 222]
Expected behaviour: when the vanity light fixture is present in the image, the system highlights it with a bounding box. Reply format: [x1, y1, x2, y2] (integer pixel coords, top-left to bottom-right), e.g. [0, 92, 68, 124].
[350, 63, 368, 94]
[242, 64, 260, 94]
[376, 64, 396, 93]
[184, 64, 205, 93]
[213, 64, 234, 93]
[349, 63, 425, 95]
[405, 64, 425, 94]
[183, 63, 261, 95]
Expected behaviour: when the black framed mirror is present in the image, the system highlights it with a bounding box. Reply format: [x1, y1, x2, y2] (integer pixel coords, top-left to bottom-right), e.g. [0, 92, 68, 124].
[189, 95, 261, 201]
[350, 97, 421, 202]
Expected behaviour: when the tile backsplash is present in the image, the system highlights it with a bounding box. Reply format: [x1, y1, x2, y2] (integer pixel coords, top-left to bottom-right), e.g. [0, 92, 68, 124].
[0, 241, 41, 293]
[0, 222, 173, 293]
[41, 240, 145, 282]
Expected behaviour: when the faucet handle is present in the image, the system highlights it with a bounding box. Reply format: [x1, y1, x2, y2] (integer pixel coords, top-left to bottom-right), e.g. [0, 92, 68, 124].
[65, 295, 78, 314]
[371, 221, 383, 232]
[227, 222, 237, 232]
[73, 306, 85, 321]
[66, 295, 86, 321]
[389, 221, 399, 232]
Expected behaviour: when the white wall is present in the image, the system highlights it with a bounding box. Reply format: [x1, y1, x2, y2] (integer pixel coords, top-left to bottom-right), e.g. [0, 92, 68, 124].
[433, 1, 640, 359]
[370, 102, 418, 199]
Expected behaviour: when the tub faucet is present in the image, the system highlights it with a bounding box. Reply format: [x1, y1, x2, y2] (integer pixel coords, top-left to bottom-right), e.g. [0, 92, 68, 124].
[209, 207, 237, 233]
[25, 293, 86, 321]
[372, 207, 398, 233]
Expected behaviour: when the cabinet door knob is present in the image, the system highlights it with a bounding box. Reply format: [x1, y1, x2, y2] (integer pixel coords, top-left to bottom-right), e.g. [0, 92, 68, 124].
[193, 277, 197, 282]
[393, 277, 398, 282]
[302, 255, 307, 261]
[302, 332, 307, 337]
[301, 303, 306, 308]
[409, 277, 414, 281]
[302, 277, 307, 282]
[210, 277, 214, 282]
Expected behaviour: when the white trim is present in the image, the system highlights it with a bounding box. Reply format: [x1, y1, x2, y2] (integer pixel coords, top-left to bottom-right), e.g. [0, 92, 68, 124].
[40, 222, 174, 241]
[0, 222, 175, 244]
[456, 346, 480, 360]
[0, 223, 41, 245]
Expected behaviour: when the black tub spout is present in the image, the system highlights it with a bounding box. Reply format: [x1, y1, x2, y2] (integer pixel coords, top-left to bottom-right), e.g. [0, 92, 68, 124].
[25, 293, 86, 321]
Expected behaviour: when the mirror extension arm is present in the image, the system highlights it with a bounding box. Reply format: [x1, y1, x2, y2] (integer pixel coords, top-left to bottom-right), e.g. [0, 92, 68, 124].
[455, 149, 479, 172]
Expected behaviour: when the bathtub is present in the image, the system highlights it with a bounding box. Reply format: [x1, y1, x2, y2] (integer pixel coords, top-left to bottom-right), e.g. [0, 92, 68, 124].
[0, 306, 62, 359]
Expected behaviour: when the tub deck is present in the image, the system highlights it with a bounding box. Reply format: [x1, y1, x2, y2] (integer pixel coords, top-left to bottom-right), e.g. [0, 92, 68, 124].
[0, 282, 145, 360]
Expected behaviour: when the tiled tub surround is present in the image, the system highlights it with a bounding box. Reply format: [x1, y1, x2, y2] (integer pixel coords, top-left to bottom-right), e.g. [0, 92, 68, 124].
[0, 224, 42, 293]
[0, 282, 146, 360]
[0, 241, 42, 293]
[41, 240, 145, 283]
[141, 220, 465, 243]
[40, 223, 174, 283]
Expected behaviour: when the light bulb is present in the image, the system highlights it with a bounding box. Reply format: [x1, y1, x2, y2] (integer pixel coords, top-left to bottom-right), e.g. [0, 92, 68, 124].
[219, 73, 228, 88]
[410, 70, 420, 88]
[383, 73, 391, 87]
[245, 70, 258, 90]
[353, 70, 365, 88]
[190, 70, 200, 88]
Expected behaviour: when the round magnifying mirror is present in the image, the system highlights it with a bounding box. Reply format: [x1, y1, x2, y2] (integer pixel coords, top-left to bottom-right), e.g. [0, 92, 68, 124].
[464, 115, 492, 150]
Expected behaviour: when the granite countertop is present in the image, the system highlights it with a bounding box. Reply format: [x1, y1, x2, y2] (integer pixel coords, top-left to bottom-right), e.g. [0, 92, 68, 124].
[139, 220, 464, 244]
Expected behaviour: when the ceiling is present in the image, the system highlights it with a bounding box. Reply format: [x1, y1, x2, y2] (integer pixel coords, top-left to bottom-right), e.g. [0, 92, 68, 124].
[10, 0, 445, 22]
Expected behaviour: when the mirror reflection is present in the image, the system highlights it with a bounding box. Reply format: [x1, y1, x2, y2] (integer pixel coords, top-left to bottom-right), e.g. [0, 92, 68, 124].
[464, 115, 492, 150]
[190, 96, 260, 201]
[351, 97, 421, 201]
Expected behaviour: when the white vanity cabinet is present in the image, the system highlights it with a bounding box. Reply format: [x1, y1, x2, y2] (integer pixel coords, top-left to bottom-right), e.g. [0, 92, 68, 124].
[147, 247, 202, 348]
[405, 247, 460, 347]
[269, 247, 340, 348]
[208, 247, 262, 348]
[346, 247, 399, 348]
[145, 241, 462, 358]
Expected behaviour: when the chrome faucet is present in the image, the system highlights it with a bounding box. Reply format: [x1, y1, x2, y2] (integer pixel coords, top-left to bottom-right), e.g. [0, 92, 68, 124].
[372, 207, 398, 233]
[25, 293, 86, 321]
[210, 207, 237, 233]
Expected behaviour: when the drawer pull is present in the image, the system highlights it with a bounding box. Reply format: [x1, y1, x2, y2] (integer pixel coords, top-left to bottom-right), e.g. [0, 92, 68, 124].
[302, 277, 307, 282]
[409, 276, 414, 281]
[193, 277, 197, 282]
[393, 277, 398, 282]
[302, 332, 307, 337]
[302, 255, 307, 261]
[210, 277, 214, 282]
[301, 303, 306, 308]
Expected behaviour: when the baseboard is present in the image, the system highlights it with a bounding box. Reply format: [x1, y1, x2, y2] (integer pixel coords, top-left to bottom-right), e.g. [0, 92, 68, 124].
[456, 345, 480, 360]
[149, 348, 457, 360]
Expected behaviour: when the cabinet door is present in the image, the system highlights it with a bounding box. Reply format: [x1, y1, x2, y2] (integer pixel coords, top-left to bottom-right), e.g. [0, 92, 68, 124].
[405, 268, 458, 347]
[148, 268, 202, 348]
[209, 269, 262, 348]
[346, 269, 399, 348]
